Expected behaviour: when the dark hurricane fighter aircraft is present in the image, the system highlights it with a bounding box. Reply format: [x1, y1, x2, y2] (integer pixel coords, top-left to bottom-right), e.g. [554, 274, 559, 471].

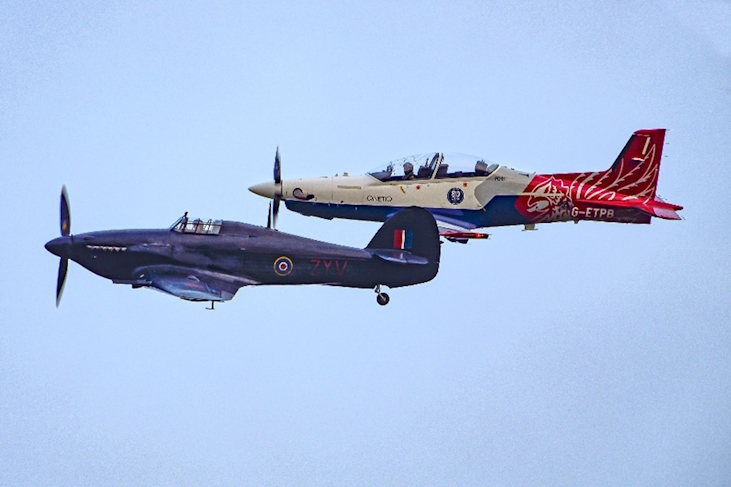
[45, 187, 440, 307]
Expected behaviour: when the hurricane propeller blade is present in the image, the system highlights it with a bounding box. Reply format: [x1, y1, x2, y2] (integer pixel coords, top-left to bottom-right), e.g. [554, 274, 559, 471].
[60, 185, 71, 236]
[56, 257, 68, 307]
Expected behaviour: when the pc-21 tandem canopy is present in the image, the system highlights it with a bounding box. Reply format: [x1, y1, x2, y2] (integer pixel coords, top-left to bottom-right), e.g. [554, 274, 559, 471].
[367, 153, 500, 182]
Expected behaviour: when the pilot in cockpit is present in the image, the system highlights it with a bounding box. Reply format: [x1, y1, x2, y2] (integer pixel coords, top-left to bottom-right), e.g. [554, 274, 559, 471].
[403, 162, 415, 180]
[414, 153, 439, 179]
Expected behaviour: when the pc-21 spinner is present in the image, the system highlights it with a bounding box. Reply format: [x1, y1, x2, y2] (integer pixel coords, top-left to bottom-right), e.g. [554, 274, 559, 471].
[45, 187, 441, 308]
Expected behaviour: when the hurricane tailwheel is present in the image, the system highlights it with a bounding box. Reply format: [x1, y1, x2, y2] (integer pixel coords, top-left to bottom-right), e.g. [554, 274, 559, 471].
[376, 293, 390, 306]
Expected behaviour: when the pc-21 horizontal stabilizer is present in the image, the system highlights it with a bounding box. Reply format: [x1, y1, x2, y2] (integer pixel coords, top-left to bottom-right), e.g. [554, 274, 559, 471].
[573, 198, 684, 220]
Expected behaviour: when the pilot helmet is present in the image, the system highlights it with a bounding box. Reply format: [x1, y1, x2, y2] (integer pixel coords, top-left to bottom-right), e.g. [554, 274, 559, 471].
[403, 162, 414, 174]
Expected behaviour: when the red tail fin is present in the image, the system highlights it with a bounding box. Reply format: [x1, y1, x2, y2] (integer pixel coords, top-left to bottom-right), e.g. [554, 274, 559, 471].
[526, 129, 681, 223]
[601, 128, 666, 199]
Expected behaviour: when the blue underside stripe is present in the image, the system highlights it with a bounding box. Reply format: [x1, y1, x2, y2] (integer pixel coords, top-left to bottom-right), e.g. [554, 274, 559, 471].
[285, 196, 529, 228]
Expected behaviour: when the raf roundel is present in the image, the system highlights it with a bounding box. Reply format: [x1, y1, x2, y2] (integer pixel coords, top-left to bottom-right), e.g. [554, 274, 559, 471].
[273, 256, 293, 276]
[447, 187, 464, 205]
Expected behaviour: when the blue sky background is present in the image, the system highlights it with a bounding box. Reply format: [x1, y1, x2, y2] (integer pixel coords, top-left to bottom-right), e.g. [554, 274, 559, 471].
[1, 1, 730, 485]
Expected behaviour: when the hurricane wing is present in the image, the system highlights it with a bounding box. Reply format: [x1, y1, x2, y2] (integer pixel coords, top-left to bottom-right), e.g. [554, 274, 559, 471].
[128, 265, 257, 302]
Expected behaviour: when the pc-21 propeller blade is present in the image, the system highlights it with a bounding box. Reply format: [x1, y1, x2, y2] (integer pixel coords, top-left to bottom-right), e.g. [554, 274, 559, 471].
[273, 146, 281, 186]
[271, 147, 282, 229]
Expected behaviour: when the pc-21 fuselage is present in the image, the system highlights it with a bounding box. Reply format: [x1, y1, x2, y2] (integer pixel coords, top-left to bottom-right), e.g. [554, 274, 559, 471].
[45, 188, 440, 307]
[249, 129, 683, 242]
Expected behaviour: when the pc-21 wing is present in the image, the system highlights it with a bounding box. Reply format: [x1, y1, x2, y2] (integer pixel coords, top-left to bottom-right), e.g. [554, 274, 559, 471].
[436, 220, 490, 244]
[115, 265, 257, 302]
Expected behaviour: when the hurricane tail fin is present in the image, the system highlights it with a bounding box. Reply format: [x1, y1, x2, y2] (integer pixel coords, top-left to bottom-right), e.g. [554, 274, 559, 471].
[366, 207, 440, 264]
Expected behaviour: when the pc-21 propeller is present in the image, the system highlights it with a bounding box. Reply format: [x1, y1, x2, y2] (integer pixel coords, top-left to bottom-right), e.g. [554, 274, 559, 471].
[45, 186, 442, 308]
[264, 147, 284, 230]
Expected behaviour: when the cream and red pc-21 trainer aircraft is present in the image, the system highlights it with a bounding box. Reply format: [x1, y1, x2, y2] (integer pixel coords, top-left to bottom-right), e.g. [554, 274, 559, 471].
[249, 129, 682, 243]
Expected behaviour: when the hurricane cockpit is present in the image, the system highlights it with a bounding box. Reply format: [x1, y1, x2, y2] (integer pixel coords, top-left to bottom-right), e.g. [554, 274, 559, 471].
[368, 153, 499, 182]
[170, 214, 223, 235]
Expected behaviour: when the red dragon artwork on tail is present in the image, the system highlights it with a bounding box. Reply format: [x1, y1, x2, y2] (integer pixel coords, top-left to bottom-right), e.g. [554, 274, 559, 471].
[516, 129, 682, 224]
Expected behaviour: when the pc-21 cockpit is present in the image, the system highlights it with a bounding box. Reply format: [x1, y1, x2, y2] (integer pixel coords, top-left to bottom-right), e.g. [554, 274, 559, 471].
[170, 213, 223, 235]
[367, 153, 500, 182]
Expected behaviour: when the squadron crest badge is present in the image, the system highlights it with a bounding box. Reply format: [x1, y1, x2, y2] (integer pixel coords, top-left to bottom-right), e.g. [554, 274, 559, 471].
[447, 187, 464, 205]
